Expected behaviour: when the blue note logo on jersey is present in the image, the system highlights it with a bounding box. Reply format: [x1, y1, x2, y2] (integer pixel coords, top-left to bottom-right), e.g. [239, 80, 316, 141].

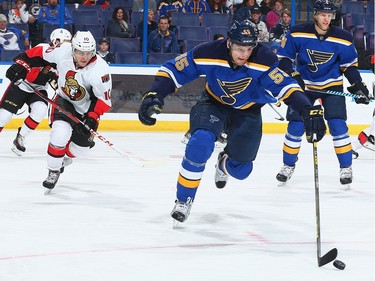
[307, 49, 334, 72]
[218, 77, 252, 105]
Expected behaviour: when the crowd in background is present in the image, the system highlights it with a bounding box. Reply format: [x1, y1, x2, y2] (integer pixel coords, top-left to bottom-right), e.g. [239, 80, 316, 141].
[0, 0, 373, 69]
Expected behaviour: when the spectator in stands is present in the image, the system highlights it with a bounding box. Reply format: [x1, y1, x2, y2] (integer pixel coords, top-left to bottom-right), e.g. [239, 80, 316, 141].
[249, 6, 269, 41]
[82, 0, 110, 10]
[106, 7, 133, 38]
[259, 0, 271, 16]
[37, 0, 74, 24]
[0, 13, 29, 50]
[234, 0, 259, 22]
[226, 0, 245, 14]
[213, 33, 224, 40]
[157, 0, 185, 17]
[265, 0, 284, 30]
[269, 8, 291, 42]
[133, 0, 157, 12]
[185, 0, 211, 24]
[147, 15, 179, 54]
[8, 0, 35, 24]
[97, 38, 114, 64]
[137, 9, 158, 39]
[208, 0, 230, 14]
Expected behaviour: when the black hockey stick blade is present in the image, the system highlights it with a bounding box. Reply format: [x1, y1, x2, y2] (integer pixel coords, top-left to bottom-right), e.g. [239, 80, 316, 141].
[318, 248, 338, 267]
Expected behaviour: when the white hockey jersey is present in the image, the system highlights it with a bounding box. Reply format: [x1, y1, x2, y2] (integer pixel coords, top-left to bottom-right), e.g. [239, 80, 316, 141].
[26, 43, 112, 116]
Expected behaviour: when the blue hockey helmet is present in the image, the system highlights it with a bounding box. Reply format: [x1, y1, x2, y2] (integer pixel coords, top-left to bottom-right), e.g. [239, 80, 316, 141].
[313, 0, 336, 14]
[227, 20, 258, 47]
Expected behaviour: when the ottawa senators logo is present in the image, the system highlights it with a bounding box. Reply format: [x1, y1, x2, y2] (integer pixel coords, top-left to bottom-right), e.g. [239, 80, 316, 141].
[61, 70, 86, 101]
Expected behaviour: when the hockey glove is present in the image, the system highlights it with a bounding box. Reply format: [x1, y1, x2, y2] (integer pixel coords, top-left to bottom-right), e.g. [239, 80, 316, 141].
[286, 70, 305, 90]
[138, 92, 164, 126]
[302, 105, 326, 143]
[76, 114, 98, 137]
[6, 59, 31, 83]
[347, 81, 370, 104]
[34, 67, 58, 88]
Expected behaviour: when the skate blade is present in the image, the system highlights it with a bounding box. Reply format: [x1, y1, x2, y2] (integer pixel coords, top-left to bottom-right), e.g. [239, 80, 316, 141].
[172, 219, 183, 229]
[44, 188, 53, 195]
[340, 184, 350, 191]
[11, 146, 23, 156]
[277, 181, 287, 187]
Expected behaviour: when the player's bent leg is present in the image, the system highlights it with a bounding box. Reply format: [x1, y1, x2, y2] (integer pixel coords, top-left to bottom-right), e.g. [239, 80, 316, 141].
[172, 129, 216, 223]
[327, 119, 353, 185]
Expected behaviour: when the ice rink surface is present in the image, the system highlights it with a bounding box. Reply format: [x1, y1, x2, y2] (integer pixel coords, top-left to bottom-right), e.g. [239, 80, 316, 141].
[0, 130, 374, 281]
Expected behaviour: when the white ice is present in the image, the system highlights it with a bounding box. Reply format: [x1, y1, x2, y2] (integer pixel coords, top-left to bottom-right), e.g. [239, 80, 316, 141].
[0, 130, 374, 281]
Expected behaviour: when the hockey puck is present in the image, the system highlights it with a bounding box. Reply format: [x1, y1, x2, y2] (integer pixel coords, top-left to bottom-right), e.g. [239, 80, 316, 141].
[333, 259, 346, 270]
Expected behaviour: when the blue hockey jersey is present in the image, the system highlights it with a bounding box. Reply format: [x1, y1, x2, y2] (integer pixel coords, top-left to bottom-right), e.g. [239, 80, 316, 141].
[150, 40, 310, 111]
[277, 23, 361, 90]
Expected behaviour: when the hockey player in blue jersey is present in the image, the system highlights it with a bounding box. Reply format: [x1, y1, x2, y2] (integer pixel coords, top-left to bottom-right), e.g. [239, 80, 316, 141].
[275, 0, 371, 187]
[138, 20, 326, 223]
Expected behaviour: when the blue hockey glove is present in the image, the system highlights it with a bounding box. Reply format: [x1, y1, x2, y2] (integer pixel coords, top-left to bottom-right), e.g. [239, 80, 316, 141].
[302, 105, 326, 143]
[138, 92, 164, 126]
[348, 81, 370, 104]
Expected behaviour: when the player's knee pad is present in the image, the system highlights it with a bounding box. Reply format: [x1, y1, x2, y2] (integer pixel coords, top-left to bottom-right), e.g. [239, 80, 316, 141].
[287, 120, 305, 137]
[50, 120, 72, 147]
[185, 129, 215, 164]
[66, 141, 90, 158]
[327, 119, 348, 137]
[226, 159, 253, 180]
[0, 108, 13, 127]
[29, 101, 47, 123]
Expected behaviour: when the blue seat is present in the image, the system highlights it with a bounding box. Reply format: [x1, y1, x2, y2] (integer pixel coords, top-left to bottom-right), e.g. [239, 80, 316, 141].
[115, 52, 143, 64]
[109, 37, 141, 52]
[74, 24, 104, 41]
[7, 23, 29, 34]
[342, 1, 365, 14]
[201, 13, 230, 27]
[0, 50, 22, 62]
[364, 18, 374, 34]
[101, 10, 113, 27]
[171, 12, 200, 27]
[183, 39, 207, 52]
[177, 26, 207, 41]
[207, 26, 228, 40]
[147, 53, 178, 65]
[71, 10, 101, 24]
[42, 23, 74, 41]
[131, 11, 143, 26]
[350, 13, 366, 27]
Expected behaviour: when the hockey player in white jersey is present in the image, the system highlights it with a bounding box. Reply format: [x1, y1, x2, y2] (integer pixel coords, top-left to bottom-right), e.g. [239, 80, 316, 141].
[1, 28, 71, 156]
[6, 30, 112, 189]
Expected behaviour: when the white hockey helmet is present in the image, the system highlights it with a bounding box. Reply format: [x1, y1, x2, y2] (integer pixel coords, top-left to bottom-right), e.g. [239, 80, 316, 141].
[50, 28, 72, 47]
[72, 31, 96, 59]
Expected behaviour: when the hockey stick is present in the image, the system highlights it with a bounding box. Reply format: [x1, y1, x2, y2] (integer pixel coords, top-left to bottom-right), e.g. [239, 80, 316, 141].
[19, 80, 165, 168]
[307, 89, 374, 101]
[312, 133, 338, 267]
[268, 103, 285, 121]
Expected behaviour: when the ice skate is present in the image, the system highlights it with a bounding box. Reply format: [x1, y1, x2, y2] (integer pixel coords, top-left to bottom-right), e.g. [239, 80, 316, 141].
[215, 152, 229, 189]
[43, 169, 61, 192]
[276, 164, 295, 185]
[340, 166, 352, 189]
[60, 157, 73, 173]
[171, 198, 193, 224]
[11, 127, 26, 156]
